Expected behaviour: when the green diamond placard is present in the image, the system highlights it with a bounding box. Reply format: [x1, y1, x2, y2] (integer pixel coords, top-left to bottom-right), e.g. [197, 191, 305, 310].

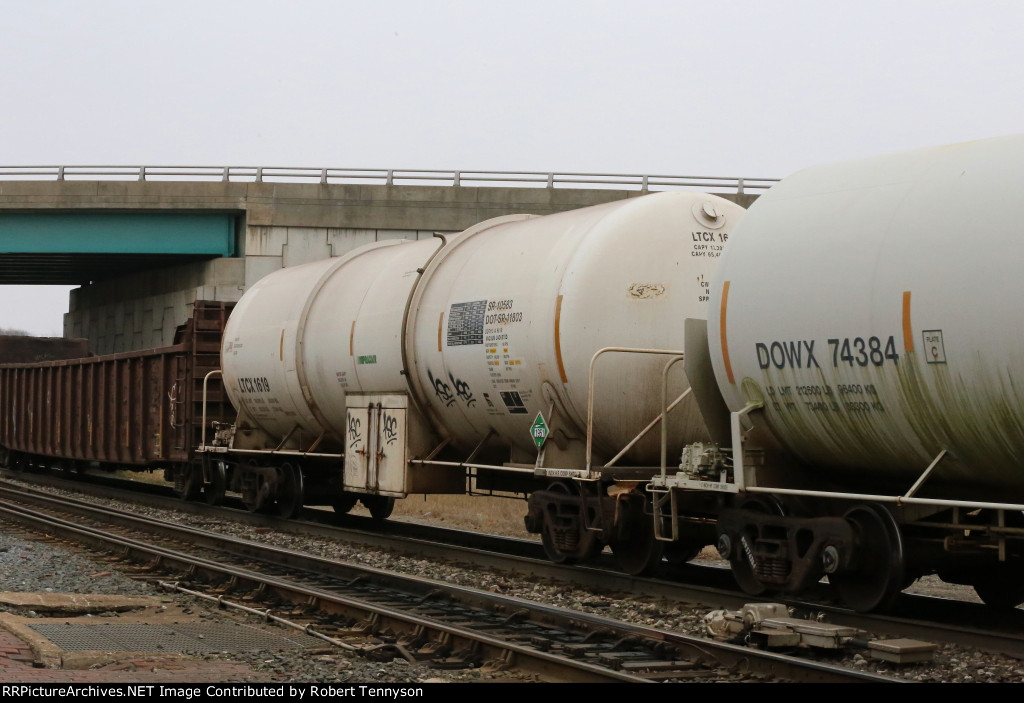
[530, 412, 549, 448]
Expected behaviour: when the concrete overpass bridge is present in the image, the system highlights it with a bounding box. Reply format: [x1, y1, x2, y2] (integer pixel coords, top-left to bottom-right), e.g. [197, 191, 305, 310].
[0, 166, 774, 354]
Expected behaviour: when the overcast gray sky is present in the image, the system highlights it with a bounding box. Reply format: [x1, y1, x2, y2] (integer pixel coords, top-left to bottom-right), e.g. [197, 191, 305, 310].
[2, 0, 1023, 335]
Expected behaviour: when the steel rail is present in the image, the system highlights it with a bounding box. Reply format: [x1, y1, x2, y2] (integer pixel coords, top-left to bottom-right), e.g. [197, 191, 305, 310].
[0, 487, 900, 683]
[0, 494, 646, 683]
[7, 471, 1024, 662]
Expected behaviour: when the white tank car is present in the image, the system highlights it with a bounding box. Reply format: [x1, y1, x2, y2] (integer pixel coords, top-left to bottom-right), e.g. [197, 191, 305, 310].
[223, 190, 746, 470]
[707, 134, 1024, 498]
[658, 134, 1024, 612]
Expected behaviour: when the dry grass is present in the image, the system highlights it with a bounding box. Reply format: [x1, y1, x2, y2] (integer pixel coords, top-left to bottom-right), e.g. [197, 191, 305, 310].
[109, 469, 165, 485]
[384, 492, 533, 538]
[111, 469, 533, 538]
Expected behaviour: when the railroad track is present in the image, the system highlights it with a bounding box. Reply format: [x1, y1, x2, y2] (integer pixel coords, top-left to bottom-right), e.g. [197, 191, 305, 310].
[6, 470, 1024, 662]
[7, 471, 1024, 658]
[0, 483, 902, 683]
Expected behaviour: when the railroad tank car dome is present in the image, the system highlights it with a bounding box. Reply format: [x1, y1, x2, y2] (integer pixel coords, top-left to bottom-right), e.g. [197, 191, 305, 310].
[222, 191, 746, 465]
[707, 133, 1024, 495]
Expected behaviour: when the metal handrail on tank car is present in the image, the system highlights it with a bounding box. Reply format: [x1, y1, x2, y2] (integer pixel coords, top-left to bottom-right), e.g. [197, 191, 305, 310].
[658, 409, 1024, 515]
[404, 347, 697, 479]
[197, 346, 701, 480]
[0, 165, 779, 194]
[198, 357, 1024, 515]
[197, 359, 1024, 530]
[197, 368, 344, 459]
[584, 347, 690, 475]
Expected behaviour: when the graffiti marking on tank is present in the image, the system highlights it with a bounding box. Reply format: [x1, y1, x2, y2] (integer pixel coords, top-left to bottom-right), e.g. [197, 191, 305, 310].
[427, 369, 456, 407]
[451, 374, 476, 407]
[381, 412, 398, 445]
[627, 283, 666, 299]
[348, 416, 362, 448]
[427, 369, 477, 408]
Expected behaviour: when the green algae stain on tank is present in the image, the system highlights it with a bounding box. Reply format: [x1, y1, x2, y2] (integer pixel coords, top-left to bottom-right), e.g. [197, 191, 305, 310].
[893, 349, 1024, 494]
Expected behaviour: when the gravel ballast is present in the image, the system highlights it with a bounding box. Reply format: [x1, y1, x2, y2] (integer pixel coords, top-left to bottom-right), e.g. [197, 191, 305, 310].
[2, 481, 1024, 683]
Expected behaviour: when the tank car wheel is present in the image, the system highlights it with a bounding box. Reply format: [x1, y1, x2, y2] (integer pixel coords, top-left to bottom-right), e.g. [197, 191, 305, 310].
[175, 464, 203, 501]
[240, 459, 272, 513]
[203, 460, 228, 506]
[828, 503, 905, 613]
[275, 462, 305, 519]
[539, 481, 601, 565]
[332, 494, 358, 515]
[361, 495, 395, 521]
[541, 525, 572, 565]
[606, 511, 663, 577]
[726, 495, 786, 596]
[6, 451, 22, 472]
[971, 564, 1024, 609]
[11, 452, 30, 473]
[663, 540, 705, 566]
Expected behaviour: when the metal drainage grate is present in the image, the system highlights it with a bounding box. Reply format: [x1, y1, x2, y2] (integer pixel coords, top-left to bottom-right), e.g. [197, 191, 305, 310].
[28, 621, 324, 654]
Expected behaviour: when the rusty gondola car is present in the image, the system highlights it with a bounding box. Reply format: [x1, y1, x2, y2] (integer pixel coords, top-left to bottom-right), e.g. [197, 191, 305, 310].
[0, 301, 234, 497]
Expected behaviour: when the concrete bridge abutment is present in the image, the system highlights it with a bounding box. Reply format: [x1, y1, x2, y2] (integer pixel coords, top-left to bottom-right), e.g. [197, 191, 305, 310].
[0, 179, 757, 353]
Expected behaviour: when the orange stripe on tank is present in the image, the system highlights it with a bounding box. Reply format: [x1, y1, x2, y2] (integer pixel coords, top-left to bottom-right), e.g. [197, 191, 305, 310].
[902, 291, 914, 352]
[555, 295, 568, 383]
[437, 312, 445, 352]
[720, 281, 735, 384]
[349, 320, 356, 356]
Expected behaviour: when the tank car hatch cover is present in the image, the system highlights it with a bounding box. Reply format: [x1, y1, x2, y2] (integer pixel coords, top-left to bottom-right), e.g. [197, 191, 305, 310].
[693, 200, 727, 229]
[531, 412, 549, 448]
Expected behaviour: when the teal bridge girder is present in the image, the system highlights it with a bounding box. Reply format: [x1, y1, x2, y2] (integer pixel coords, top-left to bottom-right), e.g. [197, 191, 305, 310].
[0, 213, 236, 285]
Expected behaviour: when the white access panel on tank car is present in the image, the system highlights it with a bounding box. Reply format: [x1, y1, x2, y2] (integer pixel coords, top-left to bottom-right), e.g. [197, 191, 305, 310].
[344, 394, 408, 495]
